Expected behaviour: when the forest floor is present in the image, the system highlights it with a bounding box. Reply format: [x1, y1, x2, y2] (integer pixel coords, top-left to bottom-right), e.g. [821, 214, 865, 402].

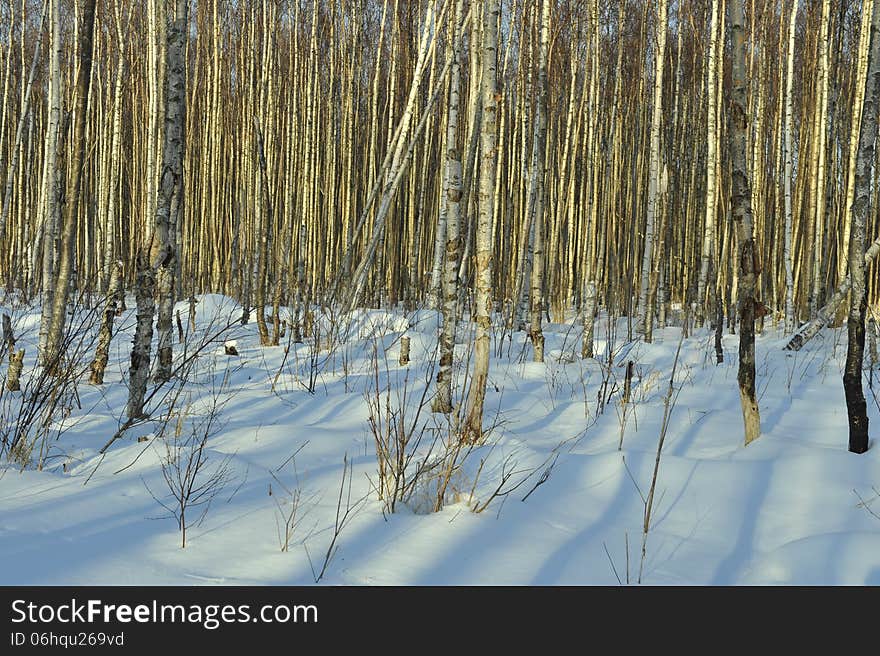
[2, 294, 880, 585]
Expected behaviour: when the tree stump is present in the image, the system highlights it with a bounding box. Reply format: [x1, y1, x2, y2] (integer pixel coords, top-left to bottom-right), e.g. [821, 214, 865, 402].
[7, 347, 24, 391]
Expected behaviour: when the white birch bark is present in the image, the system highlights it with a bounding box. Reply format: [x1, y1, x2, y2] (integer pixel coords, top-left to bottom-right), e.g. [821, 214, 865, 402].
[528, 0, 551, 362]
[783, 0, 798, 333]
[637, 0, 668, 335]
[433, 0, 466, 414]
[696, 0, 720, 328]
[463, 0, 499, 443]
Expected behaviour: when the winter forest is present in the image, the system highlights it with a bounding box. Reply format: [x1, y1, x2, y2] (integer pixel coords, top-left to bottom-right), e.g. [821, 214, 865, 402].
[1, 0, 880, 586]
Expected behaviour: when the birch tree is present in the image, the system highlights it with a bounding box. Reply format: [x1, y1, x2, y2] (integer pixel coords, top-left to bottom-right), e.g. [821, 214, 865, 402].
[636, 0, 668, 339]
[782, 0, 798, 334]
[844, 0, 880, 455]
[729, 0, 761, 446]
[433, 0, 466, 414]
[696, 0, 721, 329]
[528, 0, 550, 362]
[463, 0, 499, 443]
[37, 0, 61, 366]
[152, 0, 188, 383]
[44, 0, 97, 369]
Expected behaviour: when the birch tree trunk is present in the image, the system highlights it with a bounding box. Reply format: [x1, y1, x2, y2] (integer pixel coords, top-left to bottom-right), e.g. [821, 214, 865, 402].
[782, 0, 798, 333]
[37, 0, 61, 366]
[784, 233, 880, 350]
[0, 0, 47, 257]
[45, 0, 97, 370]
[342, 0, 444, 311]
[809, 0, 831, 314]
[433, 0, 466, 414]
[636, 0, 668, 337]
[839, 0, 874, 288]
[89, 261, 122, 385]
[463, 0, 499, 443]
[844, 0, 880, 455]
[152, 0, 188, 382]
[528, 0, 550, 363]
[697, 0, 720, 328]
[127, 258, 155, 419]
[729, 0, 761, 446]
[254, 117, 273, 346]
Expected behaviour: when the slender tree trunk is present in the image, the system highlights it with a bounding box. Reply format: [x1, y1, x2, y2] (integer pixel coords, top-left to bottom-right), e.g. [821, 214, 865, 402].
[809, 0, 831, 314]
[152, 0, 188, 382]
[528, 0, 550, 363]
[463, 0, 499, 443]
[582, 279, 597, 358]
[45, 0, 97, 370]
[433, 0, 466, 414]
[839, 0, 874, 288]
[697, 0, 721, 328]
[37, 0, 62, 366]
[127, 257, 155, 419]
[637, 0, 668, 337]
[0, 0, 47, 257]
[90, 261, 122, 385]
[729, 0, 761, 446]
[844, 0, 880, 455]
[783, 0, 798, 333]
[254, 118, 272, 346]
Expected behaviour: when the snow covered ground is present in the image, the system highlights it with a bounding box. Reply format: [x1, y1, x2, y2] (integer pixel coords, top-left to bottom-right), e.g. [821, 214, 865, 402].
[2, 295, 880, 585]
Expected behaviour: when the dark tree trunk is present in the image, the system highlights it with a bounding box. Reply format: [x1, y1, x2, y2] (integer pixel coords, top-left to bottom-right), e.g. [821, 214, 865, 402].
[844, 281, 868, 453]
[843, 0, 880, 454]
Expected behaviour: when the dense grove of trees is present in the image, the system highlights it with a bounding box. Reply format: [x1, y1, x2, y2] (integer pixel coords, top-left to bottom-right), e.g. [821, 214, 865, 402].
[1, 0, 879, 448]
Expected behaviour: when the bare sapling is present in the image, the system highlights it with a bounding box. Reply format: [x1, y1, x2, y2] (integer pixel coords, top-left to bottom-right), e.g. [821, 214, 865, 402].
[617, 360, 636, 450]
[638, 325, 686, 583]
[306, 454, 368, 583]
[145, 375, 236, 548]
[366, 340, 438, 514]
[269, 443, 314, 553]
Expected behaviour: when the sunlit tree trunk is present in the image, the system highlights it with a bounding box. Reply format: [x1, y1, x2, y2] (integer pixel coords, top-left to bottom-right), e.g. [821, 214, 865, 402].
[45, 0, 97, 369]
[433, 0, 466, 414]
[637, 0, 668, 338]
[697, 0, 721, 328]
[782, 0, 798, 334]
[528, 0, 550, 363]
[463, 0, 499, 443]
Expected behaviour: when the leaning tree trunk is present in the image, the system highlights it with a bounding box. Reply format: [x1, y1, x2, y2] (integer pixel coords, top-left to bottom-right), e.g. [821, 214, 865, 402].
[44, 0, 97, 372]
[432, 0, 466, 414]
[342, 0, 442, 312]
[463, 0, 499, 443]
[729, 0, 761, 446]
[784, 235, 880, 351]
[844, 0, 880, 455]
